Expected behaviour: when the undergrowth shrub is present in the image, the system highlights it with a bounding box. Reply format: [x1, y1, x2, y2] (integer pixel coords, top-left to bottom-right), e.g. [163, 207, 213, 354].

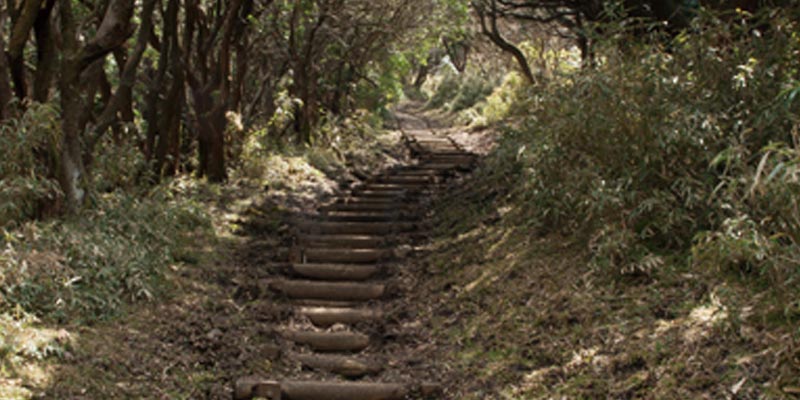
[426, 67, 498, 114]
[0, 104, 61, 226]
[237, 110, 395, 185]
[426, 68, 462, 110]
[487, 9, 800, 303]
[0, 182, 211, 324]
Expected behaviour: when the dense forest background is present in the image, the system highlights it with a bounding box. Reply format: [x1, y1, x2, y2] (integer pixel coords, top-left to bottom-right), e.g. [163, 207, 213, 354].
[1, 0, 800, 397]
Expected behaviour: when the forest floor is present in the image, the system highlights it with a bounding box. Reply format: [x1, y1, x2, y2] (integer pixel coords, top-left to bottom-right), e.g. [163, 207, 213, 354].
[10, 103, 798, 399]
[32, 117, 411, 398]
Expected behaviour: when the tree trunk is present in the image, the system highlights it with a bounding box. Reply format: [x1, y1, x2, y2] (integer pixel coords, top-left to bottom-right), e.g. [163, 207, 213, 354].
[32, 0, 57, 102]
[7, 0, 43, 100]
[58, 0, 87, 212]
[88, 0, 157, 152]
[0, 7, 14, 119]
[477, 0, 535, 85]
[57, 0, 135, 212]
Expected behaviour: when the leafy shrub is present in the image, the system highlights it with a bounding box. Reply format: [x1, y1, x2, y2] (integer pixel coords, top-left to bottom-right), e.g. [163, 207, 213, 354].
[0, 104, 61, 226]
[425, 67, 462, 109]
[449, 75, 496, 113]
[487, 9, 800, 301]
[92, 131, 147, 193]
[0, 184, 211, 323]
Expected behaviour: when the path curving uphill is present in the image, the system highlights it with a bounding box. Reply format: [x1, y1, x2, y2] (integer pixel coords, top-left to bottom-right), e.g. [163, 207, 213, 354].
[233, 115, 476, 400]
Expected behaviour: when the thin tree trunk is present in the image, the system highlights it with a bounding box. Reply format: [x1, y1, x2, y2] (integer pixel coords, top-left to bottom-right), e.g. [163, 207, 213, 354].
[32, 0, 57, 102]
[154, 0, 184, 177]
[478, 1, 535, 85]
[7, 0, 43, 100]
[89, 0, 157, 152]
[0, 6, 14, 119]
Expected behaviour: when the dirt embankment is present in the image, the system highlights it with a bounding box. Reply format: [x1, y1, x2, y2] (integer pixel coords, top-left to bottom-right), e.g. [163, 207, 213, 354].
[409, 140, 800, 399]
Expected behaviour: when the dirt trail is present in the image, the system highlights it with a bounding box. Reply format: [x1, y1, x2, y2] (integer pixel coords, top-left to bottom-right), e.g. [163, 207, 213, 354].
[233, 113, 477, 399]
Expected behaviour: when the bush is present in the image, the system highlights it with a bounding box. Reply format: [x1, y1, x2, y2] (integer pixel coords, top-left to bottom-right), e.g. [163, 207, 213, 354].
[0, 184, 211, 324]
[0, 104, 62, 226]
[488, 9, 800, 299]
[425, 67, 462, 109]
[449, 75, 496, 113]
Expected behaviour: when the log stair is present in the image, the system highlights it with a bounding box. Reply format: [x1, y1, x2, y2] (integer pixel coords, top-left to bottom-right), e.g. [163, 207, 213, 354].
[234, 128, 475, 399]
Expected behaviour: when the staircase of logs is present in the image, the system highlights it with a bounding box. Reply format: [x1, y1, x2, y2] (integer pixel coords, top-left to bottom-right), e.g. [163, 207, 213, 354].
[234, 127, 476, 400]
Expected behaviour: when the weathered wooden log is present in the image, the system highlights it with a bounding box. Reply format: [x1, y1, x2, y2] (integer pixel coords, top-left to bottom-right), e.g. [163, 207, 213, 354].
[297, 234, 388, 248]
[280, 329, 370, 352]
[291, 263, 380, 281]
[281, 381, 407, 400]
[289, 352, 382, 377]
[302, 248, 390, 264]
[270, 279, 385, 301]
[234, 379, 436, 400]
[321, 211, 399, 223]
[295, 221, 416, 235]
[321, 203, 410, 212]
[296, 306, 382, 326]
[349, 189, 407, 198]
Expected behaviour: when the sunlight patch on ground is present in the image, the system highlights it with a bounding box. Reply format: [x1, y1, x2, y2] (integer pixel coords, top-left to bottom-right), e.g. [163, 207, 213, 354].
[0, 313, 73, 399]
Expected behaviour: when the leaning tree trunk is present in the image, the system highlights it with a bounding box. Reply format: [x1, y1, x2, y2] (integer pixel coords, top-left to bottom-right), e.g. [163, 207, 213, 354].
[7, 0, 42, 101]
[477, 0, 536, 85]
[32, 0, 57, 102]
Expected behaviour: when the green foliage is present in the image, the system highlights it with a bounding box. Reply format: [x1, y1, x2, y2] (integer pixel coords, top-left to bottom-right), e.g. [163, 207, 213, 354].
[0, 184, 211, 323]
[92, 131, 147, 193]
[236, 109, 393, 186]
[0, 104, 62, 226]
[450, 75, 496, 113]
[487, 9, 800, 300]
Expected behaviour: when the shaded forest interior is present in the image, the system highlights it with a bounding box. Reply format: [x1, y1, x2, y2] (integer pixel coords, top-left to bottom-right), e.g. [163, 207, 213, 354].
[2, 0, 800, 398]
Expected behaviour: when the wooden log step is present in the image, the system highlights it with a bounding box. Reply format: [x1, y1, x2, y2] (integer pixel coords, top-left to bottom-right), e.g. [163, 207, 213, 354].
[321, 203, 409, 212]
[374, 175, 436, 184]
[291, 263, 380, 280]
[320, 211, 416, 223]
[292, 299, 362, 308]
[296, 221, 416, 235]
[296, 234, 388, 248]
[289, 353, 383, 377]
[323, 211, 419, 222]
[421, 150, 472, 156]
[296, 306, 383, 326]
[417, 162, 471, 170]
[280, 329, 371, 352]
[416, 143, 463, 153]
[349, 189, 406, 198]
[357, 183, 427, 191]
[335, 196, 407, 204]
[270, 280, 385, 301]
[411, 136, 450, 142]
[302, 248, 390, 264]
[421, 155, 476, 162]
[389, 169, 448, 176]
[235, 380, 408, 400]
